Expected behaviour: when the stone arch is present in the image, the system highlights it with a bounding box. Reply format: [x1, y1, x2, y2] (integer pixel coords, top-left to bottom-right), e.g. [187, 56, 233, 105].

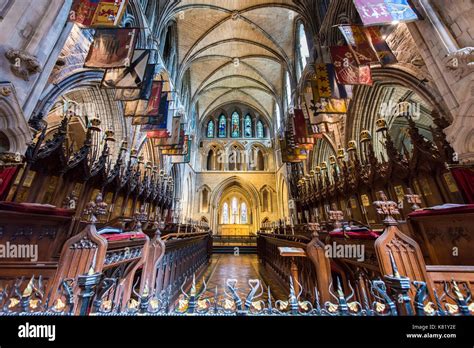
[0, 83, 31, 158]
[209, 176, 261, 233]
[260, 185, 276, 213]
[345, 67, 449, 158]
[197, 184, 211, 213]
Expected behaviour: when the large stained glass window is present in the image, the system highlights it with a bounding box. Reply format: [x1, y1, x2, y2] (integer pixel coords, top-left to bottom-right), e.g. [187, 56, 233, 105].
[218, 115, 226, 138]
[257, 120, 264, 138]
[244, 114, 252, 138]
[241, 202, 248, 224]
[222, 203, 229, 224]
[231, 112, 240, 138]
[207, 120, 214, 138]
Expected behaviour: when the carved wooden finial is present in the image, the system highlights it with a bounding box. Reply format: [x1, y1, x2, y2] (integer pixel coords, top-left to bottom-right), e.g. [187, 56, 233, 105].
[328, 204, 344, 231]
[83, 193, 108, 223]
[405, 188, 422, 211]
[373, 191, 400, 226]
[308, 222, 321, 238]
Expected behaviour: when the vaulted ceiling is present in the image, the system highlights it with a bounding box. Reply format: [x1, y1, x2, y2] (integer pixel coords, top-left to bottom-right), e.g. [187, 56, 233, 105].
[172, 0, 300, 121]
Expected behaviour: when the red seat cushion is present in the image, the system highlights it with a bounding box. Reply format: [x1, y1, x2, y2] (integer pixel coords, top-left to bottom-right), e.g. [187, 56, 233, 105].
[0, 201, 75, 217]
[329, 230, 381, 240]
[102, 232, 147, 242]
[408, 204, 474, 218]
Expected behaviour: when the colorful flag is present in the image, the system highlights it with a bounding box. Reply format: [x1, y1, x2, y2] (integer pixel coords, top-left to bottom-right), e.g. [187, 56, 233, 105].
[293, 109, 314, 149]
[70, 0, 128, 28]
[114, 64, 156, 101]
[339, 25, 379, 65]
[124, 81, 163, 117]
[84, 28, 138, 68]
[365, 26, 397, 65]
[101, 50, 151, 89]
[306, 68, 349, 118]
[171, 138, 192, 164]
[70, 0, 100, 27]
[353, 0, 419, 26]
[314, 64, 350, 99]
[330, 46, 373, 85]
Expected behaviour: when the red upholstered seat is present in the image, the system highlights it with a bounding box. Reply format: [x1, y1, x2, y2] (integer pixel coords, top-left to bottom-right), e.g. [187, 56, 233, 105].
[0, 201, 75, 217]
[408, 204, 474, 218]
[329, 230, 381, 240]
[102, 232, 147, 242]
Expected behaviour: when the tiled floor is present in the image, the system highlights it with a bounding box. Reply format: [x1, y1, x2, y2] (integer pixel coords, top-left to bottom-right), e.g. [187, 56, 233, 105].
[195, 254, 288, 301]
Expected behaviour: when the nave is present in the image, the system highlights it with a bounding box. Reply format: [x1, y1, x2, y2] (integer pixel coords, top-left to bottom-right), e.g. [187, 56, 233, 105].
[0, 0, 473, 318]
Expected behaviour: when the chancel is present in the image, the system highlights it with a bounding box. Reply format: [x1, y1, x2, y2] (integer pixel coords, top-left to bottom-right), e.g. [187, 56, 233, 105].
[0, 0, 473, 323]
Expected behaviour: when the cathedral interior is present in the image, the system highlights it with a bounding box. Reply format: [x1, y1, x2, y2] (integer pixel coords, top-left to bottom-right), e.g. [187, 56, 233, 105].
[0, 0, 473, 327]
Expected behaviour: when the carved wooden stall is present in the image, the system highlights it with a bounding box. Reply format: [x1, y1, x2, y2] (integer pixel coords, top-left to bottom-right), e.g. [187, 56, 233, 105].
[258, 189, 474, 315]
[296, 111, 464, 229]
[5, 115, 174, 228]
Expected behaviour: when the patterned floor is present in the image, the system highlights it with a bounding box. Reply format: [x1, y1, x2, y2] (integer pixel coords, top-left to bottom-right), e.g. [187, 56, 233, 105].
[195, 254, 288, 302]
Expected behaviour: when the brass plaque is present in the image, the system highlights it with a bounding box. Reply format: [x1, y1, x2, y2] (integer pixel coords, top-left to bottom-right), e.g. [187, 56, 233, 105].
[394, 185, 405, 202]
[350, 198, 358, 209]
[420, 178, 433, 196]
[443, 172, 459, 193]
[361, 194, 370, 207]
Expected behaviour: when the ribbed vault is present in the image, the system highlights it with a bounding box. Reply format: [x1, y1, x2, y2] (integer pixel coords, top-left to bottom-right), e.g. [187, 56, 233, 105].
[172, 0, 300, 121]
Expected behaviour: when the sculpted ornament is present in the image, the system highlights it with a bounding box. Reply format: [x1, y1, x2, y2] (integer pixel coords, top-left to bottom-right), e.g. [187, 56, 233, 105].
[5, 49, 42, 81]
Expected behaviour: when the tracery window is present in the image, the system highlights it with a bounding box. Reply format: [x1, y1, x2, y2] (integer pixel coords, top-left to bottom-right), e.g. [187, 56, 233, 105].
[207, 120, 214, 138]
[230, 197, 239, 224]
[222, 202, 229, 224]
[218, 115, 226, 138]
[257, 120, 264, 138]
[297, 22, 310, 78]
[241, 202, 248, 224]
[231, 112, 240, 138]
[244, 114, 252, 138]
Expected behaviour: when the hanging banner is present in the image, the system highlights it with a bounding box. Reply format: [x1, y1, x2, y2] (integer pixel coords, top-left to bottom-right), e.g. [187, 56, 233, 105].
[101, 50, 151, 89]
[84, 28, 138, 68]
[353, 0, 419, 26]
[293, 109, 315, 149]
[162, 135, 189, 155]
[330, 46, 373, 85]
[338, 25, 379, 65]
[114, 64, 156, 101]
[339, 25, 397, 66]
[70, 0, 128, 28]
[171, 138, 192, 164]
[138, 92, 171, 130]
[147, 116, 181, 140]
[124, 81, 163, 117]
[314, 64, 350, 99]
[365, 26, 398, 65]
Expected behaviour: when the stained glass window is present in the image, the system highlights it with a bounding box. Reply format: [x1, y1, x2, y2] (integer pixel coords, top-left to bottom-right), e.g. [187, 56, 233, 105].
[231, 112, 240, 138]
[231, 197, 239, 224]
[244, 114, 252, 138]
[207, 120, 214, 138]
[222, 203, 229, 224]
[241, 202, 248, 224]
[218, 115, 226, 138]
[257, 121, 264, 138]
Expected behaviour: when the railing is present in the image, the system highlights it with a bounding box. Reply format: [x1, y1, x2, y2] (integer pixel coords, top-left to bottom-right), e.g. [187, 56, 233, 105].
[1, 270, 472, 316]
[257, 232, 329, 302]
[213, 234, 257, 245]
[154, 232, 212, 300]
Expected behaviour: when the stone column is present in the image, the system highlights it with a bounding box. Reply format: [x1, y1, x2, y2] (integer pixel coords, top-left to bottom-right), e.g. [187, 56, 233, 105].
[408, 0, 474, 163]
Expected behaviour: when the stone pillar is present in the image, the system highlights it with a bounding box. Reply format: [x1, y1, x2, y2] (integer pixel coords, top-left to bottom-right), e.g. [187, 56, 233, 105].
[0, 0, 73, 116]
[408, 0, 474, 163]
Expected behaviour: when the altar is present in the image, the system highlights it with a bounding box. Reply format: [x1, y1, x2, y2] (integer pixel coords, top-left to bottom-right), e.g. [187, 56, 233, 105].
[219, 224, 251, 236]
